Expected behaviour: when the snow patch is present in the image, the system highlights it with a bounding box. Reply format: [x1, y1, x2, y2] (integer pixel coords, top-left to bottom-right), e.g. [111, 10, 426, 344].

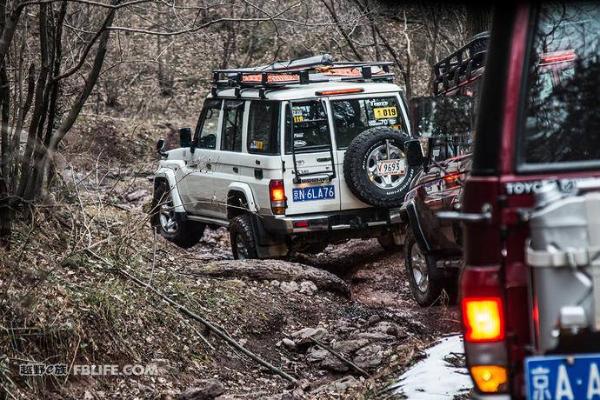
[393, 334, 472, 399]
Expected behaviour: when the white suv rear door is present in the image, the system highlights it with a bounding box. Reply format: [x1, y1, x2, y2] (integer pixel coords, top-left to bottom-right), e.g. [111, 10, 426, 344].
[281, 100, 341, 216]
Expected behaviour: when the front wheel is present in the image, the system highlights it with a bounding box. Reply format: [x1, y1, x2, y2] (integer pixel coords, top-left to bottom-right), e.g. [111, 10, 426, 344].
[404, 230, 444, 307]
[229, 214, 259, 260]
[151, 180, 205, 248]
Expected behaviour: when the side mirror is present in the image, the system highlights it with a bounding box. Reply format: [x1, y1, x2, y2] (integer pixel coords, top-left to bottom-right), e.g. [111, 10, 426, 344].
[156, 139, 167, 158]
[405, 139, 424, 168]
[179, 127, 192, 148]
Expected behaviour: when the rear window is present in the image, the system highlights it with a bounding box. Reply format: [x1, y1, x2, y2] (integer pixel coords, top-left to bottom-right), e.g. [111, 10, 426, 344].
[285, 101, 331, 153]
[247, 101, 279, 155]
[519, 2, 600, 169]
[331, 97, 405, 149]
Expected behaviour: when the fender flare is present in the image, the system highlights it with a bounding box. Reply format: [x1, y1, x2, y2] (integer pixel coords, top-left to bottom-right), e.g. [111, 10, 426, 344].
[227, 182, 259, 213]
[405, 200, 432, 253]
[153, 167, 186, 213]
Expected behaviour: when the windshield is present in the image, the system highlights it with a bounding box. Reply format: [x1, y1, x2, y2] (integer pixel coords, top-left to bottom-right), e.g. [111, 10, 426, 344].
[331, 97, 405, 149]
[520, 2, 600, 167]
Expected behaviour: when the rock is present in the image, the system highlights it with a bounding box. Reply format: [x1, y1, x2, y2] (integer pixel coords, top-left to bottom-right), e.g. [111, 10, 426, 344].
[280, 281, 299, 293]
[331, 339, 369, 354]
[291, 327, 327, 344]
[126, 188, 149, 202]
[370, 321, 401, 336]
[306, 347, 329, 363]
[313, 375, 360, 394]
[353, 332, 396, 341]
[270, 280, 280, 287]
[298, 280, 317, 295]
[321, 355, 349, 372]
[367, 315, 382, 325]
[178, 379, 225, 400]
[352, 344, 384, 370]
[281, 338, 296, 349]
[83, 391, 93, 400]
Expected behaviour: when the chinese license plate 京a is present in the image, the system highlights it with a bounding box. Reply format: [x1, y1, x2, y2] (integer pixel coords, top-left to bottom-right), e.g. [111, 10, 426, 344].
[292, 185, 335, 202]
[525, 354, 600, 399]
[376, 159, 405, 176]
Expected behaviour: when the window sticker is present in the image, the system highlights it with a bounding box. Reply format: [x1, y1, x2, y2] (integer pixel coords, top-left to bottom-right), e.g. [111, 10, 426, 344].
[367, 99, 398, 127]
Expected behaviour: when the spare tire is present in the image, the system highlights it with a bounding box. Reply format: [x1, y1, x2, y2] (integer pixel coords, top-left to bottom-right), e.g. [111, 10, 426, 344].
[343, 127, 417, 208]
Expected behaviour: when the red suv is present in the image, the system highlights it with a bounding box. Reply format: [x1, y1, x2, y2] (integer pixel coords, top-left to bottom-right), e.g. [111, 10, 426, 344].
[445, 3, 600, 399]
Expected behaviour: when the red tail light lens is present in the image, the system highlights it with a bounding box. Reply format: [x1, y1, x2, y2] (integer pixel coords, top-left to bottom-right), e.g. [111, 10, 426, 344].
[463, 297, 505, 342]
[269, 180, 286, 202]
[269, 180, 286, 215]
[443, 173, 461, 188]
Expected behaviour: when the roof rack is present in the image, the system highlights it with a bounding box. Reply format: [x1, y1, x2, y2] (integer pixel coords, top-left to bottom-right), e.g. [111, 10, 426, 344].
[433, 32, 489, 95]
[211, 54, 395, 98]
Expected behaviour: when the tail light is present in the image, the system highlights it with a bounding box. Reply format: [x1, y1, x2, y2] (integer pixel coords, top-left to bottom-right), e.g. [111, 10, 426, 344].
[269, 180, 286, 215]
[470, 365, 508, 393]
[461, 266, 508, 394]
[443, 172, 462, 189]
[463, 297, 505, 342]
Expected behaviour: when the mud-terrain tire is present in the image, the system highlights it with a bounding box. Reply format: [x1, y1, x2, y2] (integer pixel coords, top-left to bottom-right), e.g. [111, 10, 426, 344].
[404, 230, 444, 307]
[230, 214, 259, 260]
[151, 180, 206, 248]
[343, 127, 417, 208]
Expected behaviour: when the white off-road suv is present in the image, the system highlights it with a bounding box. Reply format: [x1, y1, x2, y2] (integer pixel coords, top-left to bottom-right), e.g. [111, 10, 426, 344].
[151, 55, 420, 259]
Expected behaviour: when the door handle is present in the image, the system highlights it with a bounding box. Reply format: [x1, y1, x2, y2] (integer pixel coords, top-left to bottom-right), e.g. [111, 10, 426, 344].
[233, 167, 239, 173]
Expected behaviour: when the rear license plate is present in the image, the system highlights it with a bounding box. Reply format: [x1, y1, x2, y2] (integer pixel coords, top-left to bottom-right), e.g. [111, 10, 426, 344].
[525, 354, 600, 399]
[292, 185, 335, 202]
[376, 159, 405, 176]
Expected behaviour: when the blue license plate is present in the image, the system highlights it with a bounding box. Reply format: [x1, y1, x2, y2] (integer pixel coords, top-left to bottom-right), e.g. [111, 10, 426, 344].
[292, 185, 335, 202]
[525, 354, 600, 399]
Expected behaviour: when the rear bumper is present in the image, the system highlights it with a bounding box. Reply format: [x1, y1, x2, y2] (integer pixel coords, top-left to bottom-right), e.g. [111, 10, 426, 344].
[262, 207, 403, 235]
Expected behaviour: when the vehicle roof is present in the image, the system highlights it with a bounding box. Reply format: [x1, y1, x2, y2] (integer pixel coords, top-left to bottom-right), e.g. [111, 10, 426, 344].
[209, 81, 403, 101]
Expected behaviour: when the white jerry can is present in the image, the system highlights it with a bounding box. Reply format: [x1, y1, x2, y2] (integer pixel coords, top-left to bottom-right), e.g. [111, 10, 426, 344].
[526, 181, 600, 354]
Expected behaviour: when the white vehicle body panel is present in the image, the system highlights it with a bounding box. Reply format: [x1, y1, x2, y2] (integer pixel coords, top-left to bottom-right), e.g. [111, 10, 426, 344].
[154, 80, 410, 226]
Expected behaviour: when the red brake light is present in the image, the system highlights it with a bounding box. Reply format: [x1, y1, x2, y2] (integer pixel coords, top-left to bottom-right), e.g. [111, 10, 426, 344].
[269, 180, 286, 202]
[269, 180, 286, 215]
[463, 297, 505, 342]
[443, 173, 461, 188]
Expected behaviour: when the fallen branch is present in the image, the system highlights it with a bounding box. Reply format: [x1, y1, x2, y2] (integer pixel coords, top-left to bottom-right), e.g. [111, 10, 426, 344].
[188, 259, 350, 296]
[86, 250, 298, 384]
[310, 338, 370, 378]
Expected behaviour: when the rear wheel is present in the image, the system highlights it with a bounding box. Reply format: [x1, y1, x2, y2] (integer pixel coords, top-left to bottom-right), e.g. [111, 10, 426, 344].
[404, 231, 444, 307]
[151, 180, 205, 248]
[229, 214, 259, 260]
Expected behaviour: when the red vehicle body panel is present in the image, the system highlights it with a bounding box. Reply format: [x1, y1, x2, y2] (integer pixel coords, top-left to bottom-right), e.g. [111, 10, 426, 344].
[463, 4, 600, 398]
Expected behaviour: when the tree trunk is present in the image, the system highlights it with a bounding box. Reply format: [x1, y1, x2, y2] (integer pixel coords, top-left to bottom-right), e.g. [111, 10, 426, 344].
[188, 259, 351, 296]
[43, 1, 119, 196]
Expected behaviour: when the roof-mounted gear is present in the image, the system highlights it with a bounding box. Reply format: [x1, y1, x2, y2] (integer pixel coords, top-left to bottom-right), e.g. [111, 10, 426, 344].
[211, 54, 395, 98]
[433, 32, 489, 96]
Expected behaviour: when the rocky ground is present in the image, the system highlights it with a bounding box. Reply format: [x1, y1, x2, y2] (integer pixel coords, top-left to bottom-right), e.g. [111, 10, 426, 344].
[0, 118, 464, 400]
